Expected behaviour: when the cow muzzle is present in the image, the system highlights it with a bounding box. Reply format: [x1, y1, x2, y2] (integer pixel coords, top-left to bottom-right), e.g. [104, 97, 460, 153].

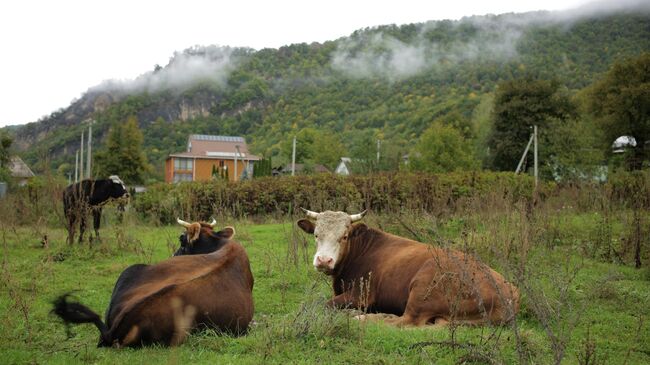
[314, 256, 334, 273]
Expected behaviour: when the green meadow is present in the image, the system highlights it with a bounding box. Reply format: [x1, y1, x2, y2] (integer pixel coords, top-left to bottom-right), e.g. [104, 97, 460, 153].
[1, 205, 649, 364]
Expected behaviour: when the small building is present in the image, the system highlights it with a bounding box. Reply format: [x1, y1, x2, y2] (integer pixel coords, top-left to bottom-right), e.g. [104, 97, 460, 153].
[9, 156, 35, 186]
[282, 163, 330, 175]
[165, 135, 261, 183]
[335, 157, 351, 176]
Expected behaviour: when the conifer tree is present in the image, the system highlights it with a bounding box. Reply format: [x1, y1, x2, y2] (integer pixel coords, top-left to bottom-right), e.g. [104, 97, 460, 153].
[94, 116, 148, 184]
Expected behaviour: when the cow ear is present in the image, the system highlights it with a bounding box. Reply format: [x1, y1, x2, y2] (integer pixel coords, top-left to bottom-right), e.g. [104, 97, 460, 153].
[349, 223, 367, 239]
[297, 219, 315, 234]
[217, 226, 235, 239]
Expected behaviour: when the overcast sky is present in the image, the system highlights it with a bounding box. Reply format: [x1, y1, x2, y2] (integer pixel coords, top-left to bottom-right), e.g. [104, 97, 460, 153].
[0, 0, 597, 127]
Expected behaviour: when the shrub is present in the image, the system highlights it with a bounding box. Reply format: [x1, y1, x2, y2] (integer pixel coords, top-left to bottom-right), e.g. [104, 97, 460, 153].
[133, 171, 543, 222]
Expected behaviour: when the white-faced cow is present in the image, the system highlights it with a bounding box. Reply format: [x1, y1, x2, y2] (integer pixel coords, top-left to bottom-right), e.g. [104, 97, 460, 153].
[297, 209, 520, 327]
[52, 219, 254, 347]
[63, 175, 129, 244]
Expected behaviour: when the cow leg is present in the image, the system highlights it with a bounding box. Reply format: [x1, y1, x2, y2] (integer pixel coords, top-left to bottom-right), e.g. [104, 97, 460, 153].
[92, 208, 102, 243]
[386, 261, 460, 327]
[388, 260, 492, 328]
[327, 291, 371, 310]
[66, 213, 77, 245]
[78, 214, 86, 244]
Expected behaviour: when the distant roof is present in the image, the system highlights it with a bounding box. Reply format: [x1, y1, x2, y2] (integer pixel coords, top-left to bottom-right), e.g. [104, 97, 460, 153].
[9, 156, 35, 178]
[612, 135, 637, 148]
[190, 134, 245, 143]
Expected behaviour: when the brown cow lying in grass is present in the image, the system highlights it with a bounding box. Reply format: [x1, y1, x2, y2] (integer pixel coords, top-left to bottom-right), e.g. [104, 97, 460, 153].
[52, 219, 254, 347]
[297, 209, 520, 327]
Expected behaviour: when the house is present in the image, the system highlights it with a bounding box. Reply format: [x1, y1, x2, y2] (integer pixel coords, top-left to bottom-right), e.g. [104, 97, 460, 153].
[335, 157, 351, 176]
[9, 156, 35, 186]
[165, 135, 261, 183]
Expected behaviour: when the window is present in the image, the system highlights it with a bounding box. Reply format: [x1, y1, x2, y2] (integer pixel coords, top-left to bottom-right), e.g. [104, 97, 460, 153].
[173, 173, 192, 183]
[174, 158, 193, 171]
[219, 160, 225, 167]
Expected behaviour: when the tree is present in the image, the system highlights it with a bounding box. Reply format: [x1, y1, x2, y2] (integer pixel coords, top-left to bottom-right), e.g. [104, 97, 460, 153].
[585, 52, 650, 170]
[409, 121, 478, 173]
[281, 128, 346, 170]
[94, 116, 148, 184]
[0, 131, 12, 181]
[487, 77, 574, 173]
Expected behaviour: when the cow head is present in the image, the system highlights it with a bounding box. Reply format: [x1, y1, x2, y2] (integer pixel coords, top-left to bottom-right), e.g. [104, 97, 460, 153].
[297, 209, 366, 274]
[174, 218, 235, 256]
[108, 175, 130, 200]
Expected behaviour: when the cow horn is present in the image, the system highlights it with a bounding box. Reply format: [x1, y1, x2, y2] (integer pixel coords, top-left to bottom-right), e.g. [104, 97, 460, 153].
[208, 217, 217, 227]
[349, 210, 367, 222]
[301, 208, 320, 219]
[177, 218, 192, 228]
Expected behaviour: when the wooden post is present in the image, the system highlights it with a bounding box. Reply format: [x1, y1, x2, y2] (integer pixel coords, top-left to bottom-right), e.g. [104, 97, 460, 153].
[516, 133, 534, 174]
[86, 123, 92, 179]
[291, 136, 296, 176]
[74, 151, 79, 182]
[79, 130, 84, 181]
[234, 146, 238, 182]
[534, 125, 538, 187]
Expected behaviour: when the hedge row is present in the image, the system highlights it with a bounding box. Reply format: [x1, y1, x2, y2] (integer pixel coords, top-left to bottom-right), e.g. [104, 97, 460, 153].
[133, 172, 542, 223]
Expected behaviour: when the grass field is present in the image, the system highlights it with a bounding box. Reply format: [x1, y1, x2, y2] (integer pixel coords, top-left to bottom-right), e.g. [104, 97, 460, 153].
[1, 208, 650, 364]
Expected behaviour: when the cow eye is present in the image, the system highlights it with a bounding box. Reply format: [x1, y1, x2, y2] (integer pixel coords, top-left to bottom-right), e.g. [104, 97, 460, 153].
[314, 234, 319, 238]
[342, 235, 348, 240]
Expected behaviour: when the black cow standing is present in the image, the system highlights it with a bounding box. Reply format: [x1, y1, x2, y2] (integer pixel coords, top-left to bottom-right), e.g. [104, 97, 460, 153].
[63, 175, 129, 244]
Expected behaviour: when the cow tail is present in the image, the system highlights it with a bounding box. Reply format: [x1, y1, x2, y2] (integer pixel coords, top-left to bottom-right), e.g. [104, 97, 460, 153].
[52, 293, 111, 345]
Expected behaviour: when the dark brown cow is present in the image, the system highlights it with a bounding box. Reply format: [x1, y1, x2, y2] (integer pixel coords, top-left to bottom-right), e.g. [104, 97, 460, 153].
[297, 209, 519, 327]
[52, 219, 254, 347]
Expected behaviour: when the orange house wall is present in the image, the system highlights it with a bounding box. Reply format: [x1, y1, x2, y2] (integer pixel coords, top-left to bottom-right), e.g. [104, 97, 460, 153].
[194, 158, 249, 182]
[165, 159, 173, 183]
[165, 157, 251, 183]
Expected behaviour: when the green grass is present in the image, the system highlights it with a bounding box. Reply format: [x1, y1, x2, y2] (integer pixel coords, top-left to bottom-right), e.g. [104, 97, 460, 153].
[1, 212, 649, 364]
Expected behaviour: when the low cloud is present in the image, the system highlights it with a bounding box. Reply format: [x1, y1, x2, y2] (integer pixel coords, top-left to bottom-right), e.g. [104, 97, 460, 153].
[93, 45, 241, 94]
[330, 18, 525, 81]
[330, 0, 650, 81]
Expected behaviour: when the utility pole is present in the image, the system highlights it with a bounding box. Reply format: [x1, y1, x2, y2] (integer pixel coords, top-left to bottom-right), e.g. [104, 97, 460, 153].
[86, 122, 93, 179]
[235, 145, 247, 180]
[79, 130, 84, 181]
[376, 139, 381, 164]
[515, 125, 539, 188]
[515, 133, 534, 174]
[234, 145, 238, 182]
[75, 151, 79, 182]
[533, 125, 538, 187]
[291, 136, 296, 176]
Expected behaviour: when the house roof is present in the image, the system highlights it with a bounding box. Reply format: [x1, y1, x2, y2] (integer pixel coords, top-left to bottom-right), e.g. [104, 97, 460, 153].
[9, 156, 35, 178]
[167, 134, 261, 161]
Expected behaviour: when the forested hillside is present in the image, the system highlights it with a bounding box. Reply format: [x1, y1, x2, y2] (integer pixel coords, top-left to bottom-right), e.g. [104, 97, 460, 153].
[7, 6, 650, 181]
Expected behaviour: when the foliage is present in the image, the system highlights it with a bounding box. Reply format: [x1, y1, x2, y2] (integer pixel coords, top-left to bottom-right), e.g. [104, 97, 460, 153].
[409, 121, 478, 173]
[253, 157, 272, 178]
[585, 52, 650, 170]
[0, 131, 12, 181]
[93, 116, 149, 184]
[280, 128, 347, 169]
[487, 77, 575, 175]
[133, 171, 542, 223]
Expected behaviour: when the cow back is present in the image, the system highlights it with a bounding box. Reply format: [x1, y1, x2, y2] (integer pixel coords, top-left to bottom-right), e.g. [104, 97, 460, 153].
[106, 241, 254, 343]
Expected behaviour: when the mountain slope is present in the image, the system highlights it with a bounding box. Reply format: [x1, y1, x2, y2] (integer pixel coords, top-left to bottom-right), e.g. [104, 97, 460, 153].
[8, 6, 650, 179]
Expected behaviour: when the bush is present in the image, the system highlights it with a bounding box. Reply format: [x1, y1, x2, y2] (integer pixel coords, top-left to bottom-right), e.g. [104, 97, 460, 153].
[134, 171, 543, 222]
